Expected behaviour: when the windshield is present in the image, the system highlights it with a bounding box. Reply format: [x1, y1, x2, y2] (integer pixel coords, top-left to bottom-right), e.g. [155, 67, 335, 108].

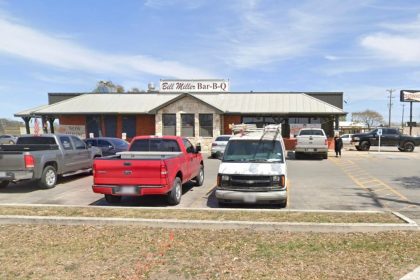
[215, 136, 230, 142]
[223, 140, 284, 163]
[110, 139, 129, 149]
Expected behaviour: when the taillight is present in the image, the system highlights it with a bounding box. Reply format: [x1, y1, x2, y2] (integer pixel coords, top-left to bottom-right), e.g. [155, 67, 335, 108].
[24, 154, 35, 168]
[160, 162, 168, 185]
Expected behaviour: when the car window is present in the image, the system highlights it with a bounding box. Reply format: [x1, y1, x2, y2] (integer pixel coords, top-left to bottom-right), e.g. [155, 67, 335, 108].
[85, 139, 95, 146]
[299, 130, 324, 136]
[387, 129, 398, 134]
[215, 136, 230, 141]
[111, 139, 129, 149]
[130, 139, 181, 152]
[17, 137, 56, 145]
[183, 139, 194, 153]
[71, 136, 86, 150]
[98, 139, 112, 148]
[59, 136, 73, 150]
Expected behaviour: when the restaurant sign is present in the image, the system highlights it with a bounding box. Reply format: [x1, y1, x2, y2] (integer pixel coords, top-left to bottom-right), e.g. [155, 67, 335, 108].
[160, 79, 229, 93]
[400, 90, 420, 102]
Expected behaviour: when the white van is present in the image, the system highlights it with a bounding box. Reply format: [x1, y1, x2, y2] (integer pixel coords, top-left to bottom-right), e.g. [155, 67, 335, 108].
[215, 125, 288, 207]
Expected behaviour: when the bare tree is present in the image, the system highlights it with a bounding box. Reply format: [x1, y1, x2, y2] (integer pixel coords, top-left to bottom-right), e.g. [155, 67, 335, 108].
[352, 110, 384, 130]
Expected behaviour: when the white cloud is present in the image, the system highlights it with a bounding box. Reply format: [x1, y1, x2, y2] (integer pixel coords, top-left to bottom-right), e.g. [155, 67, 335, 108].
[0, 17, 213, 79]
[144, 0, 206, 9]
[219, 0, 368, 68]
[361, 16, 420, 64]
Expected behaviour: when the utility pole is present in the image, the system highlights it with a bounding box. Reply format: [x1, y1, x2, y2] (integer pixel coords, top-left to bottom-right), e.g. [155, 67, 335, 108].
[387, 89, 395, 127]
[401, 104, 405, 131]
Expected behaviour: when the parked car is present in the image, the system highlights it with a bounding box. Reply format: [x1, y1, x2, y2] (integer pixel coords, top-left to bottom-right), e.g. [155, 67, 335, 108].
[92, 136, 204, 205]
[0, 134, 102, 189]
[295, 128, 328, 159]
[351, 128, 420, 152]
[0, 134, 18, 144]
[85, 137, 129, 156]
[215, 125, 288, 207]
[211, 135, 231, 158]
[340, 134, 353, 145]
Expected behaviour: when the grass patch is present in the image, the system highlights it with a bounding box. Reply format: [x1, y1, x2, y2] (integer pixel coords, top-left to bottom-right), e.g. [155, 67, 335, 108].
[0, 205, 405, 223]
[0, 225, 418, 279]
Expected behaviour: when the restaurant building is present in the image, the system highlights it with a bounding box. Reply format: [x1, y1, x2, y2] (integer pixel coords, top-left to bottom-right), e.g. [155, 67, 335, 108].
[15, 80, 346, 151]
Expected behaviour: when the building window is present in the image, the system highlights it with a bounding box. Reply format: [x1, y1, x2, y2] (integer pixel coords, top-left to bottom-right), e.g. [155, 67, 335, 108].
[122, 115, 136, 138]
[199, 114, 213, 137]
[86, 115, 103, 137]
[181, 114, 195, 137]
[242, 116, 284, 128]
[104, 115, 117, 137]
[163, 114, 176, 136]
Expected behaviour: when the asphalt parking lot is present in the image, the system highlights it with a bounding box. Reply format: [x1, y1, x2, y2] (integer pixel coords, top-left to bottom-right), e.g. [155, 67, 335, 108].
[0, 146, 419, 221]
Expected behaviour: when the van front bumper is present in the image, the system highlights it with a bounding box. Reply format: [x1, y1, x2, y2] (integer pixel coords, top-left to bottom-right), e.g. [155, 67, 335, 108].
[215, 189, 287, 204]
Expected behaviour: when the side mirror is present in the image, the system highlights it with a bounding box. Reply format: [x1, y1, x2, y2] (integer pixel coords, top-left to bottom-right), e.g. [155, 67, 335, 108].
[294, 134, 297, 138]
[87, 143, 92, 148]
[195, 144, 201, 153]
[108, 145, 114, 150]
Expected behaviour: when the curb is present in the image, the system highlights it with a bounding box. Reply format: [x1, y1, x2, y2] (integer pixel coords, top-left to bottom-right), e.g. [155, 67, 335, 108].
[0, 215, 418, 232]
[400, 266, 420, 280]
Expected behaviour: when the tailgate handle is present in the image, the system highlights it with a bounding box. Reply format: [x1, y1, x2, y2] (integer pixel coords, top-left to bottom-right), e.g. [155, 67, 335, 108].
[123, 162, 131, 166]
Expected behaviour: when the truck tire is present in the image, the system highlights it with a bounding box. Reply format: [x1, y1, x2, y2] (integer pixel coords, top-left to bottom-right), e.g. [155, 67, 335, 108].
[194, 165, 204, 186]
[0, 181, 9, 188]
[38, 165, 57, 189]
[398, 147, 404, 152]
[323, 153, 328, 159]
[167, 177, 182, 205]
[295, 152, 301, 159]
[355, 146, 362, 151]
[105, 194, 122, 204]
[360, 141, 370, 151]
[403, 142, 415, 152]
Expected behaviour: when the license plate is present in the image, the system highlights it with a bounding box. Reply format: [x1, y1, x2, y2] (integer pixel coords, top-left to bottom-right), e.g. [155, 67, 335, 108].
[243, 193, 257, 203]
[0, 172, 7, 177]
[118, 186, 137, 195]
[306, 149, 314, 152]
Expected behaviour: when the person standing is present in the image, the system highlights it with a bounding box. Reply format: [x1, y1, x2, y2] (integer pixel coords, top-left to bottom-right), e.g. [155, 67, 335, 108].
[334, 134, 343, 157]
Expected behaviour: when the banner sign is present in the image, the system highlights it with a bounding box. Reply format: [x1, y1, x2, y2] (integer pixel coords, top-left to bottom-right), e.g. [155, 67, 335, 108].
[57, 125, 86, 139]
[400, 90, 420, 102]
[160, 79, 229, 93]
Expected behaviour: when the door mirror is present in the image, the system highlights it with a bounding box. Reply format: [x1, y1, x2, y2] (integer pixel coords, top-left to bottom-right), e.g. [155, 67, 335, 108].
[195, 144, 201, 153]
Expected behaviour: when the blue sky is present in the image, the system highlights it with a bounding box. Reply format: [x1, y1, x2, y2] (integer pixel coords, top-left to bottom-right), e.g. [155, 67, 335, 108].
[1, 0, 420, 122]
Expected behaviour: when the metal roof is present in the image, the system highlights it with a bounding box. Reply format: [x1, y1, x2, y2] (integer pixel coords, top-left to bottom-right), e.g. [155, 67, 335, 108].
[14, 104, 50, 117]
[17, 92, 345, 116]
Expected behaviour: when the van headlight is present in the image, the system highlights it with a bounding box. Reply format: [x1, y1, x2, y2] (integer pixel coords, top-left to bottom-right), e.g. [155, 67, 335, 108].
[272, 175, 280, 182]
[217, 174, 230, 187]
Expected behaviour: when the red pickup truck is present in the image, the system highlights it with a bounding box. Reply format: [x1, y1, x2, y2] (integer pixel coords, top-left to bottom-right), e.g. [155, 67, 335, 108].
[92, 136, 204, 205]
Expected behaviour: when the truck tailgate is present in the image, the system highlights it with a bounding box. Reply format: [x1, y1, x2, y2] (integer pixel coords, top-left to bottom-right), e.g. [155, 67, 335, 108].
[0, 152, 25, 171]
[94, 158, 163, 186]
[296, 136, 327, 148]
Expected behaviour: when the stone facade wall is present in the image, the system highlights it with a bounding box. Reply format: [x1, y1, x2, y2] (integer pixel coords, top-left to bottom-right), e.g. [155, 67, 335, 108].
[156, 96, 221, 152]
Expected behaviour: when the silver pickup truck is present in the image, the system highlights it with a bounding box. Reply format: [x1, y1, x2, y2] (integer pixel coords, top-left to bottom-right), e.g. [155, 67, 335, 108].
[295, 128, 329, 159]
[0, 134, 101, 189]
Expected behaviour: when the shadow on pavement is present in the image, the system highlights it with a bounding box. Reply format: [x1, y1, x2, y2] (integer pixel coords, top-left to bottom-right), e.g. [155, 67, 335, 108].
[393, 176, 420, 190]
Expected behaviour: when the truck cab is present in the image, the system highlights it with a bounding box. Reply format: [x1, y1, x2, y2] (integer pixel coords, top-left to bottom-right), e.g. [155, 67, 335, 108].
[215, 125, 288, 207]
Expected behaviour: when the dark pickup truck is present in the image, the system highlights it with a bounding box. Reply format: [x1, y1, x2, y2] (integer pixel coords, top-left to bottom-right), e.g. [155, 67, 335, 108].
[351, 128, 420, 152]
[0, 134, 102, 189]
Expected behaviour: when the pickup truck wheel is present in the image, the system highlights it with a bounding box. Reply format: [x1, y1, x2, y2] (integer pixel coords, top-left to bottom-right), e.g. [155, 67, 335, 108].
[0, 181, 9, 188]
[38, 166, 57, 189]
[398, 147, 405, 152]
[167, 177, 182, 205]
[403, 142, 415, 152]
[323, 153, 328, 159]
[105, 194, 122, 204]
[194, 166, 204, 186]
[360, 141, 370, 151]
[355, 146, 362, 151]
[295, 152, 301, 159]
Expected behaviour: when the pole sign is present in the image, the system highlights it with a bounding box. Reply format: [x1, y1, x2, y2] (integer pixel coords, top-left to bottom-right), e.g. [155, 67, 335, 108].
[400, 90, 420, 102]
[160, 79, 229, 93]
[377, 128, 382, 152]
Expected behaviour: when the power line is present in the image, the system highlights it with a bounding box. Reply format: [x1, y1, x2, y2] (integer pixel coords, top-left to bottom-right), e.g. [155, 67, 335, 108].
[386, 89, 395, 127]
